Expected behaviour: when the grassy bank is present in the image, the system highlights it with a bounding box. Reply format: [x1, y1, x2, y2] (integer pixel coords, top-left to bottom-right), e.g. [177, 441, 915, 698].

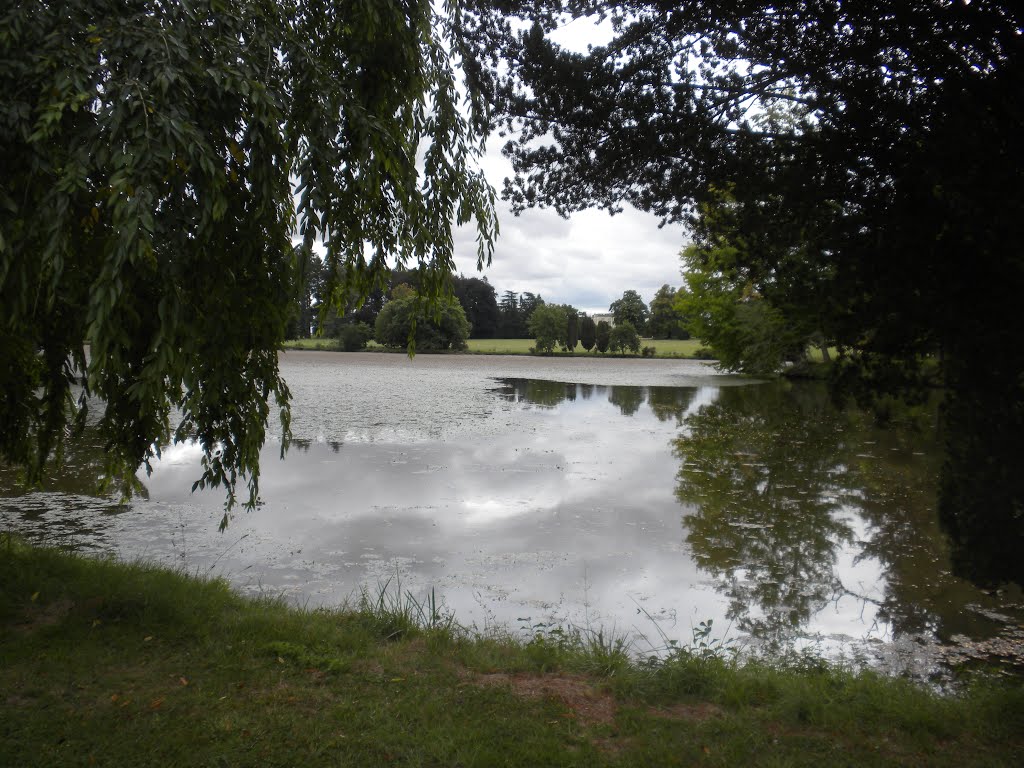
[2, 540, 1020, 767]
[281, 337, 711, 359]
[466, 338, 708, 358]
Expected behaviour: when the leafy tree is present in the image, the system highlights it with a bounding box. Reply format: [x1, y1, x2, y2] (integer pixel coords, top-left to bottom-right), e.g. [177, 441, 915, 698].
[647, 284, 689, 340]
[676, 187, 835, 374]
[389, 269, 420, 296]
[0, 0, 496, 517]
[390, 282, 417, 301]
[286, 246, 327, 340]
[374, 295, 470, 351]
[674, 193, 826, 375]
[595, 320, 612, 354]
[609, 321, 641, 355]
[386, 255, 502, 343]
[579, 315, 597, 352]
[343, 286, 386, 331]
[338, 322, 374, 352]
[528, 303, 568, 354]
[518, 292, 544, 336]
[326, 261, 389, 335]
[564, 309, 579, 352]
[609, 290, 649, 334]
[452, 275, 500, 338]
[495, 291, 545, 339]
[497, 290, 522, 337]
[678, 286, 798, 375]
[462, 1, 1024, 584]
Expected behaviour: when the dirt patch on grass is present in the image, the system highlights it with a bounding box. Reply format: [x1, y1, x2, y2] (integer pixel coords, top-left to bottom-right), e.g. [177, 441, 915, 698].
[350, 659, 385, 678]
[4, 694, 37, 708]
[650, 700, 723, 722]
[470, 672, 618, 727]
[11, 598, 74, 634]
[460, 668, 725, 729]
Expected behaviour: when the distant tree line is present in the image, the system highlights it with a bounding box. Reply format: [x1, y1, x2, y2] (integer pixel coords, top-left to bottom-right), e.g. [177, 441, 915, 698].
[286, 258, 501, 345]
[287, 253, 692, 350]
[496, 290, 544, 338]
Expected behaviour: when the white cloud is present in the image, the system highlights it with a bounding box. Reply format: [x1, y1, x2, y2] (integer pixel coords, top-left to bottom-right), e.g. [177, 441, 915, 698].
[454, 144, 689, 315]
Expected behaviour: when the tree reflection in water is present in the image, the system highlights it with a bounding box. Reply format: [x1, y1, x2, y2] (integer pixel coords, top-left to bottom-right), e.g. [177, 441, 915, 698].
[648, 386, 697, 425]
[492, 379, 575, 408]
[675, 384, 865, 648]
[670, 381, 1002, 656]
[608, 385, 644, 417]
[493, 379, 698, 425]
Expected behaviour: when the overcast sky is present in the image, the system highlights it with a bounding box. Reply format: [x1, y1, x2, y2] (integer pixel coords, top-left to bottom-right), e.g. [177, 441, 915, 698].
[450, 16, 690, 317]
[452, 148, 689, 316]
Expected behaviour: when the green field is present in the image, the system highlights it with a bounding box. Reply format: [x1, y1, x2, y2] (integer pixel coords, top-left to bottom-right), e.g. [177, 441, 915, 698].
[2, 540, 1021, 767]
[281, 337, 342, 351]
[282, 336, 711, 358]
[465, 337, 537, 354]
[465, 337, 709, 358]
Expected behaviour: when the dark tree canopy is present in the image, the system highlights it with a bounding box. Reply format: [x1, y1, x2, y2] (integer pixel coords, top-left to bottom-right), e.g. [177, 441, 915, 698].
[497, 290, 524, 337]
[495, 289, 545, 338]
[452, 275, 500, 338]
[462, 1, 1024, 584]
[564, 308, 579, 351]
[595, 320, 611, 354]
[518, 291, 544, 326]
[287, 246, 327, 340]
[647, 284, 688, 340]
[1, 0, 496, 521]
[579, 315, 597, 351]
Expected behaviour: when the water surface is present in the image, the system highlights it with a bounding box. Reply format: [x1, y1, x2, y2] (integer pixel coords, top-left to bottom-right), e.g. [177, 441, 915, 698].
[2, 351, 1020, 677]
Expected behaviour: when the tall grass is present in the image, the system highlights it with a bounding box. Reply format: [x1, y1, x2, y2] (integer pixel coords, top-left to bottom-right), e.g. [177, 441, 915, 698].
[353, 573, 459, 641]
[3, 538, 1022, 767]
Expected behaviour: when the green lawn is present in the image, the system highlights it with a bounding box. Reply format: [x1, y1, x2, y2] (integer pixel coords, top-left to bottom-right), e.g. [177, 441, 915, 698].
[2, 539, 1021, 767]
[465, 338, 537, 354]
[467, 338, 709, 358]
[282, 337, 711, 359]
[281, 337, 342, 351]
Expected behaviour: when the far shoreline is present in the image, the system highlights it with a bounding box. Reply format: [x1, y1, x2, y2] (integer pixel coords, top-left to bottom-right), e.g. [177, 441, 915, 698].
[281, 336, 715, 361]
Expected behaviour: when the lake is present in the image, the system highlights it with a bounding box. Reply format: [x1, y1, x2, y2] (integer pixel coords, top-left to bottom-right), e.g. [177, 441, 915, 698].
[2, 351, 1021, 679]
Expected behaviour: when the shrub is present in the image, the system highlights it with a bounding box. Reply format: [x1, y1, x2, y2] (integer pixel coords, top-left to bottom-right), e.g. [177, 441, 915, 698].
[579, 316, 597, 351]
[642, 345, 656, 357]
[374, 295, 470, 351]
[564, 311, 579, 352]
[595, 320, 611, 353]
[609, 321, 641, 354]
[339, 322, 374, 351]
